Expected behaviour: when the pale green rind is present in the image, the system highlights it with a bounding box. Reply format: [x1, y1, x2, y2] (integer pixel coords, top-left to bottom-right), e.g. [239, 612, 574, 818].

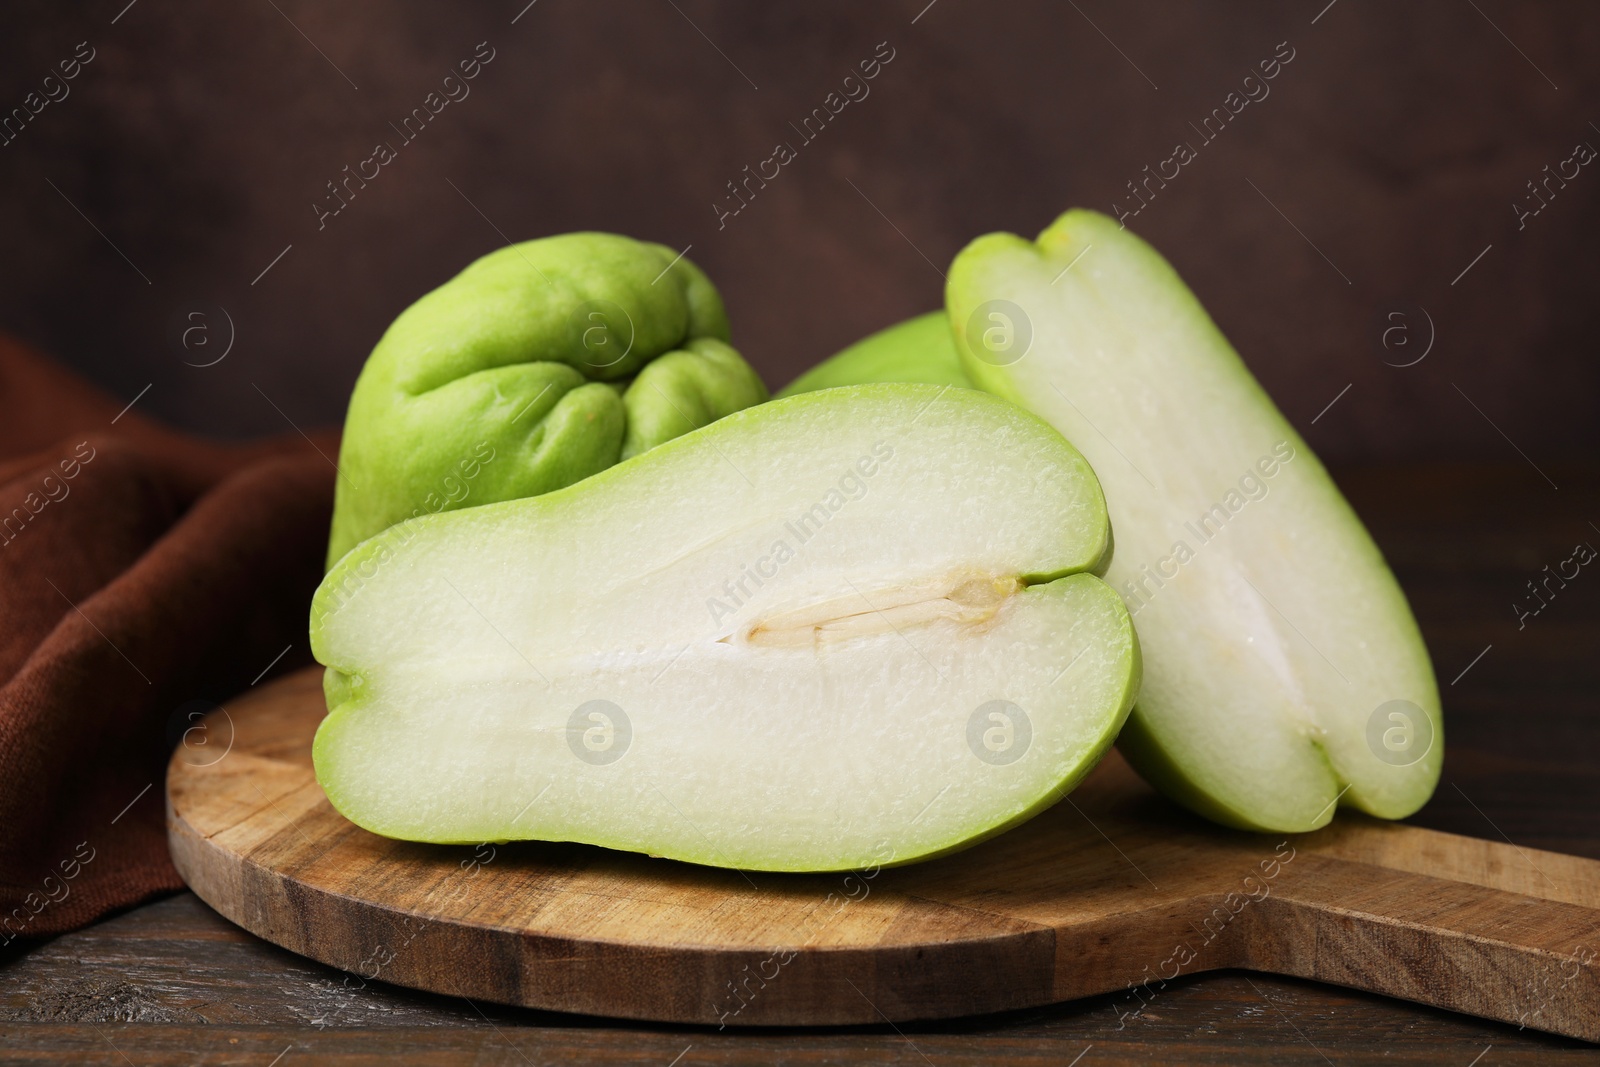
[893, 585, 1143, 868]
[776, 311, 973, 398]
[311, 384, 1135, 872]
[947, 209, 1441, 832]
[1111, 707, 1273, 831]
[327, 233, 766, 566]
[313, 572, 1140, 871]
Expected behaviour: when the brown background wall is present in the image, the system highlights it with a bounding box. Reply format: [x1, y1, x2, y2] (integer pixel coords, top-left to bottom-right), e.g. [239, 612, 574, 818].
[1, 0, 1595, 463]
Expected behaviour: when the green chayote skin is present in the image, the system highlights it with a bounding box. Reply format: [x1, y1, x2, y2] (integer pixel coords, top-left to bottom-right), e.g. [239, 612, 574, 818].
[776, 311, 971, 398]
[327, 233, 768, 566]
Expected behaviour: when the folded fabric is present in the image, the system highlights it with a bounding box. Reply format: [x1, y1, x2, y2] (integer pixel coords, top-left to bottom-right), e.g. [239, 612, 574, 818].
[0, 335, 337, 940]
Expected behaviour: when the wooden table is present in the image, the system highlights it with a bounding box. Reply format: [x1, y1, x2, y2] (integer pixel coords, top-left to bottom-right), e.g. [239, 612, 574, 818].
[1, 463, 1596, 1065]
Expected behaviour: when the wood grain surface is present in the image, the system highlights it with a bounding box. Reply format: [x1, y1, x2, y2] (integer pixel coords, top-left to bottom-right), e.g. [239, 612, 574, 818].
[165, 665, 1600, 1039]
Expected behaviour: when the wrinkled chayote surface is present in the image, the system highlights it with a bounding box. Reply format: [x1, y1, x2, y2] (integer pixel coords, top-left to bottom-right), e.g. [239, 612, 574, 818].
[327, 233, 768, 565]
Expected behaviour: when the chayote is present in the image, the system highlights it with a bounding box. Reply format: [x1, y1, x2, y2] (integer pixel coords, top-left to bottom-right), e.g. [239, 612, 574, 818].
[327, 233, 768, 565]
[775, 311, 971, 398]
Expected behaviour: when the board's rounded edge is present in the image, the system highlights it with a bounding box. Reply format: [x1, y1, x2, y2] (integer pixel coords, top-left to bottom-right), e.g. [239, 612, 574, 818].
[162, 669, 1065, 1028]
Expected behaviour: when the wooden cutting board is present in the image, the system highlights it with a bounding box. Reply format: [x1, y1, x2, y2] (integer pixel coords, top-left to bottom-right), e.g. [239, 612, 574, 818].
[166, 667, 1600, 1039]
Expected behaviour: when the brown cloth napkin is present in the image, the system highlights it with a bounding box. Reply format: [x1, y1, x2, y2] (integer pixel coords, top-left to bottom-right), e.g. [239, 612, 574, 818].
[0, 335, 337, 941]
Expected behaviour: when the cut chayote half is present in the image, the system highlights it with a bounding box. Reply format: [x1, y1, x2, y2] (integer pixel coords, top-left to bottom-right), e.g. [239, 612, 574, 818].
[311, 384, 1138, 870]
[781, 209, 1442, 834]
[327, 233, 768, 565]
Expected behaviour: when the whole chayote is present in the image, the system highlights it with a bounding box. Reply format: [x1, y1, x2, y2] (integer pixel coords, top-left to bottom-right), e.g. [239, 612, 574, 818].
[327, 233, 768, 565]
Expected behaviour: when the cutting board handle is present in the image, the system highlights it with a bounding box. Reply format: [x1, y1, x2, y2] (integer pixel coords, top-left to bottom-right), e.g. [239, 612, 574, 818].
[1247, 823, 1600, 1040]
